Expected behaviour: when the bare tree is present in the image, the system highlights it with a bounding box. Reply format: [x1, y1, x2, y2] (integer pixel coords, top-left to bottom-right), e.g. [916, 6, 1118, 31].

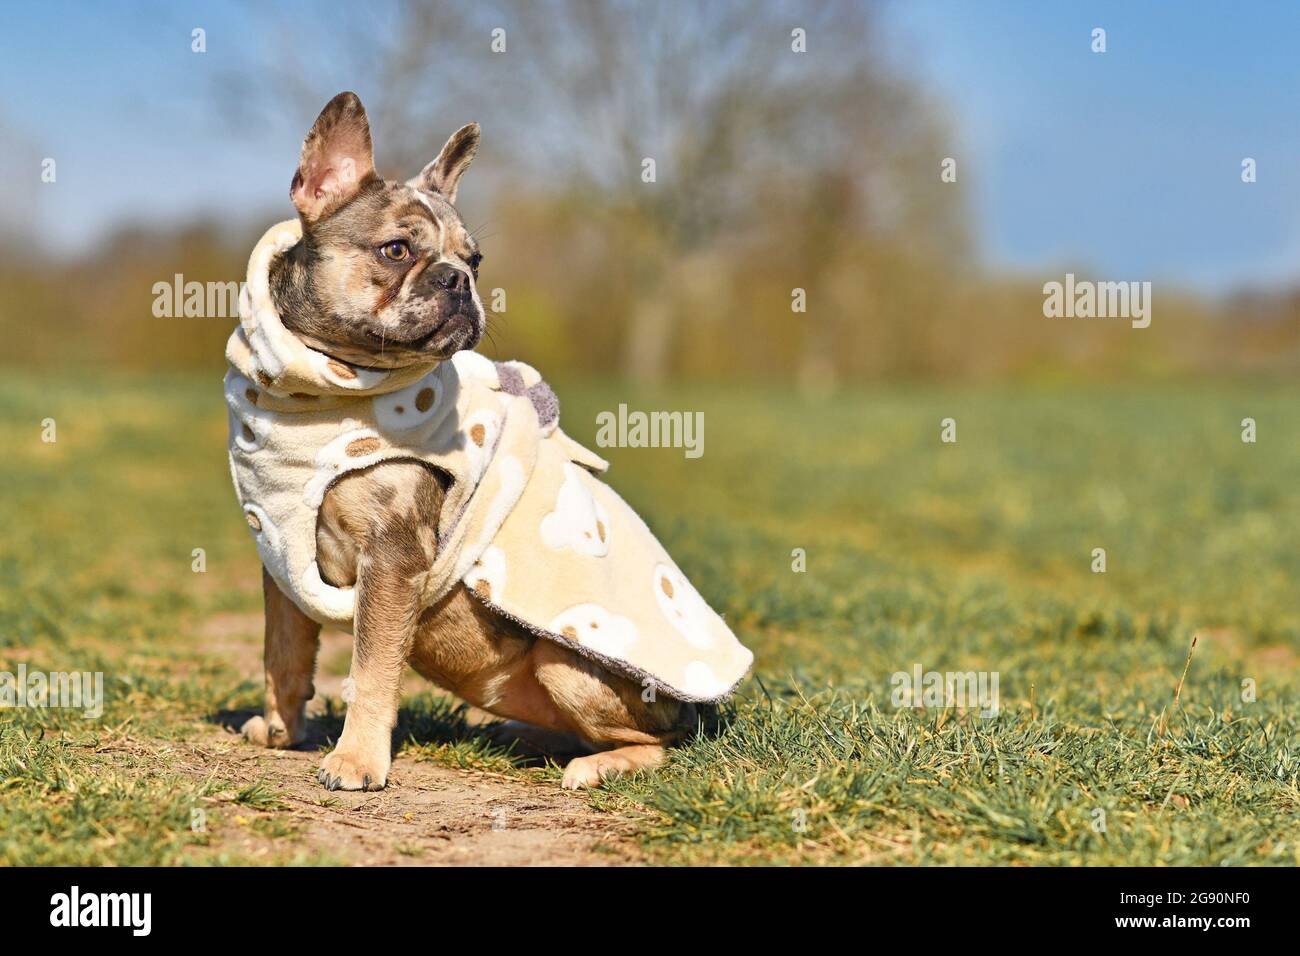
[218, 0, 963, 382]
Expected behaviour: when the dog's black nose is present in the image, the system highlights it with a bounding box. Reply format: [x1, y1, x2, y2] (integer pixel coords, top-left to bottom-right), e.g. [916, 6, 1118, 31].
[426, 263, 469, 293]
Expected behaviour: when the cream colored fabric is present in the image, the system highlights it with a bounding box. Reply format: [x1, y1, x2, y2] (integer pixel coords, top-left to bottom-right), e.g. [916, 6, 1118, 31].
[225, 220, 753, 702]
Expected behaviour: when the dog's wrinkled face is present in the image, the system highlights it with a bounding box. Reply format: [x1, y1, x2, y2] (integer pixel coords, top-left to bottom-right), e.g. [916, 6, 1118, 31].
[273, 92, 485, 366]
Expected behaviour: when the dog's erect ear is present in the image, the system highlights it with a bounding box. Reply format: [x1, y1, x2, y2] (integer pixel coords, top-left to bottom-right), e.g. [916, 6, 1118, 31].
[291, 92, 377, 223]
[408, 123, 480, 203]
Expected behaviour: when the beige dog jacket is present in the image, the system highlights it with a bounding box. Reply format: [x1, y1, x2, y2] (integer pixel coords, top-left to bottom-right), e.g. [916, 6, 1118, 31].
[224, 220, 753, 702]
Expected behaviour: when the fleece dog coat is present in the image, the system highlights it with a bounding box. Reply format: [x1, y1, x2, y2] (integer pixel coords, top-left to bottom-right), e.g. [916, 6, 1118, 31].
[224, 220, 753, 703]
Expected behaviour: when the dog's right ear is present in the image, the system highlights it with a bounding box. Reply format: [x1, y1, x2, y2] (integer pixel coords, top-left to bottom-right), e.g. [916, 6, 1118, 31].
[291, 92, 377, 223]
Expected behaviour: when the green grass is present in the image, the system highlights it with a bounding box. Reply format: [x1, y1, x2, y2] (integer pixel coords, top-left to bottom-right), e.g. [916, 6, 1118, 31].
[1, 371, 1297, 865]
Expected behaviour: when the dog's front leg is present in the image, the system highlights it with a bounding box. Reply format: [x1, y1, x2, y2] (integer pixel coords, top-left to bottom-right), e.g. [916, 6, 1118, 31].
[242, 567, 321, 748]
[317, 546, 423, 792]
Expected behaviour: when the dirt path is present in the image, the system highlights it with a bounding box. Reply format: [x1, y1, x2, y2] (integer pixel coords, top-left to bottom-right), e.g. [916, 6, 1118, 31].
[183, 613, 642, 866]
[174, 732, 638, 865]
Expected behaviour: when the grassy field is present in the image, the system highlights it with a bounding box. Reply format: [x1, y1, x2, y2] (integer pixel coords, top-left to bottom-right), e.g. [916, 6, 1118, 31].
[1, 370, 1297, 865]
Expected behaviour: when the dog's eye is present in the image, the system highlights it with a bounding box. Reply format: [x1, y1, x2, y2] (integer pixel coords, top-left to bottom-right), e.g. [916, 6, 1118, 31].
[467, 252, 482, 274]
[379, 240, 411, 262]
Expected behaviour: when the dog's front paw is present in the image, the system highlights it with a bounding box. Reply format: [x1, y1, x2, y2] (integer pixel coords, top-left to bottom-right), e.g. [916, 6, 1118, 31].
[317, 748, 389, 791]
[240, 714, 303, 749]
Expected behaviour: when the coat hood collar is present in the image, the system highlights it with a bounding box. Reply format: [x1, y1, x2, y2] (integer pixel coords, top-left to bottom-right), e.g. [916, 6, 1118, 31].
[228, 219, 439, 399]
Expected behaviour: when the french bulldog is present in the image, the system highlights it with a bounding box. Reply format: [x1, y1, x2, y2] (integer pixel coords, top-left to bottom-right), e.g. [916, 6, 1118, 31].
[238, 92, 692, 790]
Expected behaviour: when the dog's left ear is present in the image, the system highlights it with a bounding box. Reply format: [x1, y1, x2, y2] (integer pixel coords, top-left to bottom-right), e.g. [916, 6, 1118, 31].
[408, 123, 480, 203]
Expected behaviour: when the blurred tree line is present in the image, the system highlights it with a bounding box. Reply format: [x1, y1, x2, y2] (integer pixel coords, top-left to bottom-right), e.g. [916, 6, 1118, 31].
[3, 0, 1298, 383]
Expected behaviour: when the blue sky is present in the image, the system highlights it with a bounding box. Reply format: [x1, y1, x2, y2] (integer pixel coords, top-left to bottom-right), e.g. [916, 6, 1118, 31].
[4, 1, 1300, 293]
[0, 2, 284, 245]
[885, 0, 1300, 292]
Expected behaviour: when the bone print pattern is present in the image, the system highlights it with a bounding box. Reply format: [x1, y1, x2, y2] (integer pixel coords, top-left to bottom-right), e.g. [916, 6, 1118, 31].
[227, 373, 272, 453]
[464, 545, 507, 602]
[682, 660, 725, 698]
[540, 462, 612, 556]
[461, 407, 502, 483]
[549, 603, 641, 658]
[303, 347, 393, 391]
[240, 502, 293, 589]
[372, 371, 449, 433]
[653, 563, 718, 650]
[303, 426, 388, 508]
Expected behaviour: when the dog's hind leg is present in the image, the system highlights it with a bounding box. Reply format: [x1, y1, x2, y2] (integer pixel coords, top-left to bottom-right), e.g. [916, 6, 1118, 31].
[242, 567, 321, 748]
[560, 744, 669, 790]
[530, 640, 689, 789]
